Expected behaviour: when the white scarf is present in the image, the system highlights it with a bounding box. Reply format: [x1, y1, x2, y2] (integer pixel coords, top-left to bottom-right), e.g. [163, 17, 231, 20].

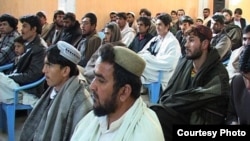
[71, 97, 164, 141]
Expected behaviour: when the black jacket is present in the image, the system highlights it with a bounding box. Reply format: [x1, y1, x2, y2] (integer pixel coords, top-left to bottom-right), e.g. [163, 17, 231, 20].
[9, 35, 46, 97]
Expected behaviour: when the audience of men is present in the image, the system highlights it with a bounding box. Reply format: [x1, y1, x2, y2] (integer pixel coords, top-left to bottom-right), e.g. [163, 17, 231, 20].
[71, 44, 164, 141]
[0, 15, 46, 106]
[1, 6, 250, 141]
[154, 25, 229, 140]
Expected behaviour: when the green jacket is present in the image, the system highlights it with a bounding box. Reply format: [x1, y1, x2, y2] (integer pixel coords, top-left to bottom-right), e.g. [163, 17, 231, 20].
[160, 48, 230, 124]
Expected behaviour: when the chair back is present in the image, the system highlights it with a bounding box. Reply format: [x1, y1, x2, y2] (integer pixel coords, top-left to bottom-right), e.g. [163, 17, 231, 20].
[144, 71, 163, 104]
[0, 63, 14, 72]
[0, 76, 45, 141]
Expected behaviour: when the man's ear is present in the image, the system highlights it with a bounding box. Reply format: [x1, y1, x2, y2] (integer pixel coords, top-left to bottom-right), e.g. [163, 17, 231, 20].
[119, 84, 132, 102]
[202, 39, 210, 50]
[62, 66, 71, 77]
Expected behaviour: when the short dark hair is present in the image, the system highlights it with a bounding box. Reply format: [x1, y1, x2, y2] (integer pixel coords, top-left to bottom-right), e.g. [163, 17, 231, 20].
[14, 36, 25, 44]
[36, 11, 46, 19]
[116, 12, 127, 20]
[170, 10, 177, 15]
[139, 8, 151, 17]
[137, 16, 151, 27]
[63, 12, 76, 21]
[243, 24, 250, 34]
[203, 8, 210, 12]
[234, 8, 242, 15]
[212, 14, 225, 24]
[82, 12, 97, 25]
[239, 45, 250, 73]
[0, 14, 18, 30]
[98, 43, 141, 99]
[20, 15, 42, 34]
[177, 9, 185, 15]
[157, 13, 172, 26]
[53, 10, 65, 20]
[222, 8, 233, 16]
[180, 15, 194, 24]
[46, 44, 79, 77]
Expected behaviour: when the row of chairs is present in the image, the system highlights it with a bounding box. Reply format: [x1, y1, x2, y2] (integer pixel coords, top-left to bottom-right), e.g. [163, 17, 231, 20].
[0, 63, 45, 141]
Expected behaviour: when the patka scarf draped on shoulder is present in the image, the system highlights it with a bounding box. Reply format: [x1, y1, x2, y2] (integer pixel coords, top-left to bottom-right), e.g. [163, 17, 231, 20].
[19, 76, 88, 141]
[71, 97, 164, 141]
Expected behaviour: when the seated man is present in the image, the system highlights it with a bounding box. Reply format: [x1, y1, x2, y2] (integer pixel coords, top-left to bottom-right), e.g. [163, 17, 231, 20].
[0, 14, 20, 65]
[0, 15, 46, 105]
[76, 12, 101, 67]
[71, 44, 164, 141]
[138, 14, 181, 90]
[60, 12, 82, 47]
[175, 15, 193, 57]
[128, 16, 153, 53]
[116, 12, 136, 46]
[210, 14, 232, 62]
[226, 25, 250, 82]
[152, 25, 229, 140]
[43, 10, 65, 46]
[226, 45, 250, 125]
[19, 41, 93, 141]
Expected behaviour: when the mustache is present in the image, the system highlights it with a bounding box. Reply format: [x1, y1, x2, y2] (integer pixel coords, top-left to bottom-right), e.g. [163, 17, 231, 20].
[91, 92, 98, 100]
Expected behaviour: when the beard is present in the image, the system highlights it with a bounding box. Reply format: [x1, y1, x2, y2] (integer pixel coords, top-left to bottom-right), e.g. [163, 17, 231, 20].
[93, 89, 118, 117]
[185, 48, 202, 60]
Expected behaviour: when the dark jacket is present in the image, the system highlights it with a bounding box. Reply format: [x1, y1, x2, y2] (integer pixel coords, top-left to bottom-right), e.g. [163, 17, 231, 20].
[76, 32, 102, 67]
[224, 23, 242, 51]
[60, 21, 82, 47]
[175, 30, 186, 57]
[160, 48, 230, 124]
[8, 35, 46, 97]
[226, 75, 250, 125]
[43, 23, 63, 46]
[128, 33, 153, 53]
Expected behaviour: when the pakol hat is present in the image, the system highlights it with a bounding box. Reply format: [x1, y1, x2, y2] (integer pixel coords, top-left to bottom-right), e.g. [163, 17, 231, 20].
[113, 46, 145, 77]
